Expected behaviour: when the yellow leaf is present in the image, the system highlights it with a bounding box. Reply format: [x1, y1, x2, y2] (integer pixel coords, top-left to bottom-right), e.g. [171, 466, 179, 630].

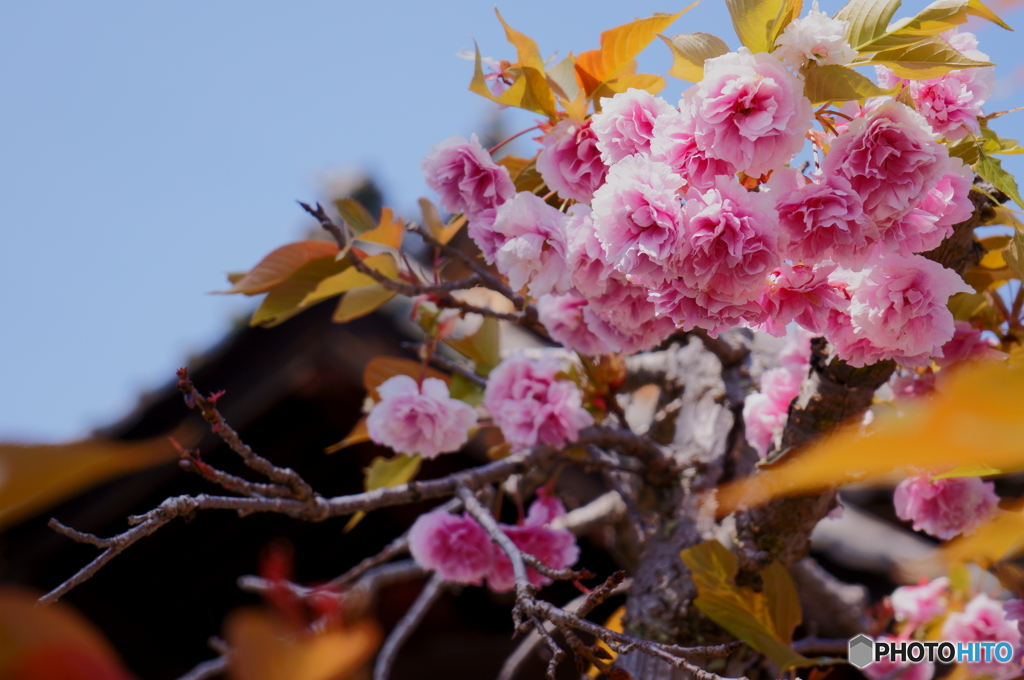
[867, 35, 993, 80]
[0, 424, 199, 531]
[546, 54, 581, 105]
[332, 284, 397, 323]
[345, 454, 422, 532]
[726, 0, 797, 53]
[594, 73, 666, 101]
[967, 0, 1012, 31]
[468, 12, 557, 120]
[588, 605, 625, 677]
[226, 608, 381, 680]
[354, 207, 403, 250]
[218, 241, 340, 295]
[362, 357, 450, 401]
[835, 0, 904, 51]
[1009, 344, 1024, 369]
[1005, 231, 1024, 280]
[978, 235, 1010, 270]
[575, 7, 693, 98]
[931, 464, 1003, 480]
[250, 256, 350, 327]
[947, 291, 987, 321]
[332, 197, 377, 235]
[301, 253, 398, 308]
[417, 198, 466, 245]
[0, 585, 137, 680]
[680, 540, 810, 669]
[717, 361, 1024, 515]
[802, 63, 893, 104]
[660, 32, 730, 83]
[443, 316, 501, 375]
[325, 417, 370, 454]
[938, 504, 1024, 567]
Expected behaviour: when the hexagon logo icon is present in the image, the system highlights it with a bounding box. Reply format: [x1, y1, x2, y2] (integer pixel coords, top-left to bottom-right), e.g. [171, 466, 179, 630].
[849, 635, 874, 669]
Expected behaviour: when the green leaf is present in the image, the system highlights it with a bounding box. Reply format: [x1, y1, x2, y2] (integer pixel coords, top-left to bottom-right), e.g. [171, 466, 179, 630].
[345, 454, 422, 531]
[947, 291, 987, 321]
[867, 35, 993, 80]
[835, 0, 903, 51]
[726, 0, 794, 52]
[443, 316, 501, 375]
[1005, 230, 1024, 281]
[333, 284, 398, 323]
[801, 63, 892, 104]
[250, 256, 350, 327]
[660, 32, 730, 83]
[975, 153, 1024, 209]
[219, 241, 341, 296]
[449, 373, 485, 406]
[885, 0, 972, 37]
[333, 197, 378, 235]
[680, 540, 811, 670]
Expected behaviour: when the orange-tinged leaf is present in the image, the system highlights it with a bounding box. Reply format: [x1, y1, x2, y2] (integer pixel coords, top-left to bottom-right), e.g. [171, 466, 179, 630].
[354, 207, 403, 250]
[418, 198, 466, 245]
[325, 417, 370, 454]
[0, 586, 136, 680]
[362, 357, 450, 401]
[680, 540, 810, 669]
[717, 361, 1024, 515]
[226, 608, 381, 680]
[468, 18, 557, 120]
[332, 284, 398, 323]
[250, 256, 351, 327]
[0, 423, 199, 530]
[594, 73, 666, 100]
[301, 254, 398, 308]
[588, 606, 625, 677]
[219, 241, 340, 295]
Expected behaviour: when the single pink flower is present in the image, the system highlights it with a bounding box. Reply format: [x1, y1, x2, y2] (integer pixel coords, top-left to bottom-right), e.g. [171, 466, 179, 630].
[492, 192, 571, 297]
[891, 577, 950, 627]
[778, 328, 815, 369]
[687, 48, 813, 177]
[743, 391, 788, 459]
[650, 278, 767, 338]
[466, 207, 504, 264]
[591, 88, 676, 164]
[773, 171, 870, 265]
[591, 153, 686, 282]
[565, 204, 614, 298]
[894, 474, 1001, 540]
[1004, 599, 1024, 637]
[366, 375, 477, 458]
[585, 276, 677, 353]
[651, 108, 736, 192]
[484, 354, 594, 449]
[936, 320, 1006, 368]
[487, 493, 579, 593]
[408, 511, 494, 585]
[422, 134, 515, 218]
[758, 263, 844, 337]
[537, 293, 616, 356]
[536, 118, 608, 203]
[943, 594, 1021, 675]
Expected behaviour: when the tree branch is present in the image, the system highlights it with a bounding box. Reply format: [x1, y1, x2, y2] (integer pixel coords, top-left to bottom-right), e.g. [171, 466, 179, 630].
[373, 573, 446, 680]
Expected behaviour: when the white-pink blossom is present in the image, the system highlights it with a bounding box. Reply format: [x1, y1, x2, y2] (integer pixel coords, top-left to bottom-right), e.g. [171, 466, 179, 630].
[891, 577, 950, 627]
[674, 177, 780, 304]
[536, 117, 609, 203]
[590, 153, 686, 282]
[651, 108, 736, 192]
[367, 375, 477, 459]
[487, 498, 580, 593]
[492, 192, 571, 296]
[935, 320, 1006, 368]
[759, 263, 844, 336]
[650, 279, 767, 337]
[778, 327, 815, 369]
[467, 207, 504, 264]
[773, 2, 856, 68]
[408, 511, 494, 585]
[565, 204, 614, 298]
[687, 48, 814, 177]
[591, 88, 676, 164]
[772, 170, 870, 264]
[894, 473, 1001, 540]
[422, 134, 515, 218]
[943, 594, 1022, 676]
[484, 354, 594, 449]
[585, 276, 676, 353]
[537, 293, 616, 356]
[743, 392, 787, 459]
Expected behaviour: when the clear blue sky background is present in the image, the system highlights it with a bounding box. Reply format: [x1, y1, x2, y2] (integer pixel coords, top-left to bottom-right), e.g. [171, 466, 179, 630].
[3, 1, 1023, 442]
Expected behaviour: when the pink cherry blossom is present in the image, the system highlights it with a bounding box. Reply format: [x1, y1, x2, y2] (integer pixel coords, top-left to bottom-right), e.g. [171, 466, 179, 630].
[673, 177, 780, 304]
[835, 250, 972, 367]
[650, 279, 767, 337]
[943, 594, 1021, 675]
[772, 171, 870, 264]
[565, 204, 614, 298]
[487, 493, 579, 593]
[773, 2, 856, 68]
[467, 207, 504, 264]
[778, 327, 815, 369]
[651, 108, 736, 192]
[758, 263, 844, 336]
[537, 293, 616, 356]
[590, 153, 686, 282]
[891, 577, 950, 627]
[536, 117, 608, 203]
[761, 365, 803, 409]
[821, 102, 948, 231]
[891, 370, 936, 400]
[408, 511, 494, 585]
[862, 635, 935, 680]
[492, 192, 571, 296]
[585, 276, 676, 353]
[367, 375, 477, 459]
[591, 88, 676, 164]
[484, 354, 594, 449]
[1004, 599, 1024, 637]
[743, 392, 787, 459]
[687, 48, 814, 177]
[422, 134, 515, 218]
[935, 321, 1006, 368]
[894, 473, 1001, 540]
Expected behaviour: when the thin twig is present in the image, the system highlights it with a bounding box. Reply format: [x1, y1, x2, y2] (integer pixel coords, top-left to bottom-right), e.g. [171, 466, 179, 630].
[400, 342, 487, 386]
[575, 570, 627, 619]
[174, 655, 228, 680]
[373, 573, 446, 680]
[531, 615, 567, 680]
[175, 441, 293, 499]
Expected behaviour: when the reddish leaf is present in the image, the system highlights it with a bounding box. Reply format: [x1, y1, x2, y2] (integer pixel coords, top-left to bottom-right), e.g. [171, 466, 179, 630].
[219, 241, 339, 295]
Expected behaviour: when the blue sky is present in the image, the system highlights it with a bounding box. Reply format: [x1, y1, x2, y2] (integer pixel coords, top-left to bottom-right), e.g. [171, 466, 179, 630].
[2, 1, 1023, 441]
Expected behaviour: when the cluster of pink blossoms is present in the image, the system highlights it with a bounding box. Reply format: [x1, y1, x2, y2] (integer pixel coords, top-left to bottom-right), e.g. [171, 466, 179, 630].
[367, 375, 477, 459]
[421, 24, 985, 370]
[408, 489, 579, 592]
